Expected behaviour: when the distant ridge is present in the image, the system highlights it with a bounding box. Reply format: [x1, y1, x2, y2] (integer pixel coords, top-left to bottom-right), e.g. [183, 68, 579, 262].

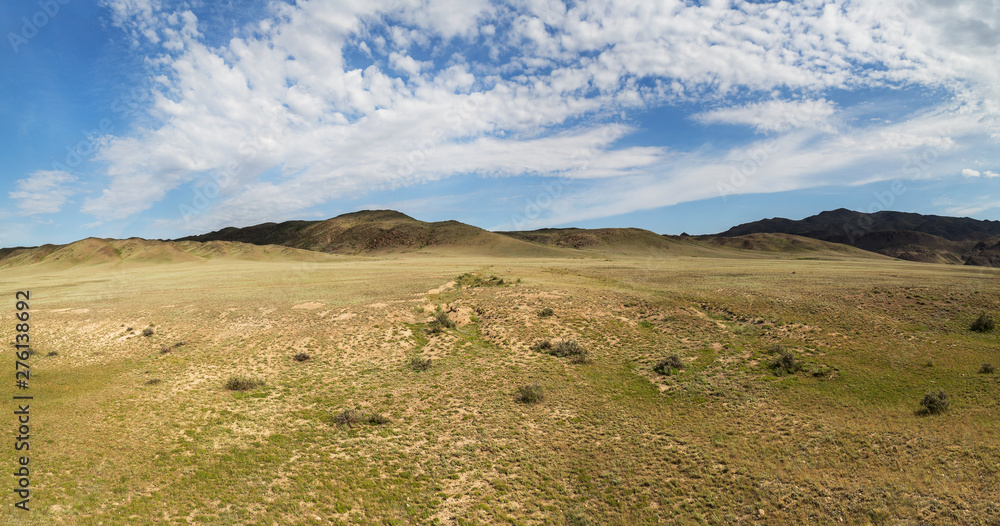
[716, 208, 1000, 265]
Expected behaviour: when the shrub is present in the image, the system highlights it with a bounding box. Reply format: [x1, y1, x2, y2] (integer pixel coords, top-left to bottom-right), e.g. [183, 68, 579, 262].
[224, 376, 264, 391]
[293, 352, 311, 362]
[409, 356, 432, 371]
[144, 379, 161, 386]
[142, 327, 155, 337]
[769, 351, 801, 375]
[549, 340, 585, 358]
[516, 383, 545, 404]
[426, 306, 457, 335]
[979, 363, 996, 374]
[970, 312, 995, 333]
[530, 340, 553, 352]
[45, 351, 58, 357]
[919, 391, 950, 415]
[766, 343, 785, 354]
[653, 355, 684, 375]
[333, 409, 362, 427]
[538, 307, 554, 318]
[159, 345, 173, 354]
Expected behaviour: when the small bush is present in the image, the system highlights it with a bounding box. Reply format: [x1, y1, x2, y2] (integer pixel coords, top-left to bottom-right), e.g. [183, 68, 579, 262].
[46, 351, 58, 357]
[333, 409, 362, 427]
[919, 391, 950, 415]
[142, 327, 155, 337]
[144, 379, 161, 386]
[409, 356, 432, 371]
[530, 340, 553, 352]
[516, 383, 545, 404]
[769, 351, 801, 375]
[293, 352, 311, 362]
[224, 376, 264, 391]
[549, 340, 585, 358]
[538, 307, 554, 318]
[970, 312, 995, 333]
[653, 355, 684, 375]
[979, 363, 996, 374]
[426, 306, 457, 335]
[159, 345, 172, 354]
[766, 343, 785, 354]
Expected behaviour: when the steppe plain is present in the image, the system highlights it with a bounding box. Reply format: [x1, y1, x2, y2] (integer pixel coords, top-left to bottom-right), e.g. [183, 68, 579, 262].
[1, 238, 998, 525]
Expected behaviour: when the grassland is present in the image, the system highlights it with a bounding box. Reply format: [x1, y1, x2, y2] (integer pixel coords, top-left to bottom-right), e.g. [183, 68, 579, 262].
[1, 249, 998, 524]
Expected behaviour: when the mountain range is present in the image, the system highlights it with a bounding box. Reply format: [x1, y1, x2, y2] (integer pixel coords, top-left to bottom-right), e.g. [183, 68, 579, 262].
[2, 208, 998, 268]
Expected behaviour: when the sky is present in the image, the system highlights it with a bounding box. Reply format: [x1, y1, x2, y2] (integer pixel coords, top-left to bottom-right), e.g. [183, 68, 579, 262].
[2, 0, 999, 248]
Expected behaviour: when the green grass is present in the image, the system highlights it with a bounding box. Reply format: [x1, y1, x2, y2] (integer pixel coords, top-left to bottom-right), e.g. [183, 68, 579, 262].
[2, 253, 999, 524]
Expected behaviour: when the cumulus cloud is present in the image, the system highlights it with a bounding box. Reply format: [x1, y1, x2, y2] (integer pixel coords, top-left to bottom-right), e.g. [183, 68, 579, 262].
[963, 169, 982, 177]
[9, 171, 78, 215]
[85, 0, 1000, 232]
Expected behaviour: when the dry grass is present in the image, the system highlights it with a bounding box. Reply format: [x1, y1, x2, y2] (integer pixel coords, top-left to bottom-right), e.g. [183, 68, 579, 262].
[1, 251, 999, 524]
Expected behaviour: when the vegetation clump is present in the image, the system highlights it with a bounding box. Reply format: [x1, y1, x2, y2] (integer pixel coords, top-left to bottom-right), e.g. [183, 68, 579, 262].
[538, 307, 554, 318]
[979, 363, 995, 374]
[293, 352, 311, 362]
[533, 339, 589, 362]
[142, 327, 155, 337]
[653, 355, 684, 375]
[46, 351, 58, 357]
[332, 409, 390, 427]
[409, 356, 432, 371]
[970, 312, 995, 333]
[769, 351, 802, 375]
[426, 306, 456, 335]
[919, 391, 950, 415]
[516, 383, 545, 404]
[144, 379, 161, 386]
[224, 376, 264, 391]
[455, 273, 507, 288]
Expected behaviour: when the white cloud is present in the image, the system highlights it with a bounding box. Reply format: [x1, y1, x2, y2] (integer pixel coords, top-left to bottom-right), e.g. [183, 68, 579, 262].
[9, 171, 78, 215]
[87, 0, 1000, 232]
[986, 171, 1000, 178]
[963, 168, 982, 177]
[692, 99, 837, 134]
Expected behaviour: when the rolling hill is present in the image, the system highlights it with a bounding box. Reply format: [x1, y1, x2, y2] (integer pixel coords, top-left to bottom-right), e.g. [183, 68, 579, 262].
[716, 208, 1000, 265]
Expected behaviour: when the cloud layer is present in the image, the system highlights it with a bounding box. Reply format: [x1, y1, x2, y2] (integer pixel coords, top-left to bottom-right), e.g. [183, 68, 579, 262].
[80, 0, 1000, 232]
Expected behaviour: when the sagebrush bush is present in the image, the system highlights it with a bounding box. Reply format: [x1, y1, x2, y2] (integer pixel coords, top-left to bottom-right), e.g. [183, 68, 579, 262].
[142, 327, 155, 337]
[538, 307, 554, 318]
[333, 409, 361, 427]
[653, 355, 684, 375]
[970, 312, 995, 333]
[144, 379, 161, 385]
[549, 340, 585, 358]
[426, 306, 457, 335]
[409, 356, 432, 371]
[516, 383, 545, 404]
[530, 340, 553, 352]
[769, 351, 801, 375]
[293, 352, 311, 362]
[979, 363, 995, 374]
[919, 391, 950, 415]
[224, 376, 264, 391]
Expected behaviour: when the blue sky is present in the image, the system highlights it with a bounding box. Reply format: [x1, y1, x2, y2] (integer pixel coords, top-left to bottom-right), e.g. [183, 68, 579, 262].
[2, 0, 999, 248]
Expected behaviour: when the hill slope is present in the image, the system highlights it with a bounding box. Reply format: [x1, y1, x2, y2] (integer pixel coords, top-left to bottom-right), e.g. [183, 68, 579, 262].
[716, 208, 1000, 265]
[180, 210, 573, 257]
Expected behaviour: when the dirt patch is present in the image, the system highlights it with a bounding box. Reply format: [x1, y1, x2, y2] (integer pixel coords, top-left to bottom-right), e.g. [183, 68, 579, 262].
[292, 302, 325, 309]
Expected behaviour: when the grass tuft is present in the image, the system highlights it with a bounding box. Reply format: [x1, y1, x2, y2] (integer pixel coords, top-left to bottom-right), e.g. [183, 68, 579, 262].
[653, 355, 684, 375]
[426, 305, 456, 335]
[918, 390, 950, 415]
[769, 351, 802, 375]
[409, 356, 432, 371]
[970, 312, 995, 333]
[979, 363, 995, 374]
[224, 376, 264, 391]
[516, 383, 545, 404]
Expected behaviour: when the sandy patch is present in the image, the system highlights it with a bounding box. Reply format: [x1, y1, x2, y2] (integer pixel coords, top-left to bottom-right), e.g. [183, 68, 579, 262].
[292, 301, 325, 309]
[425, 280, 456, 295]
[332, 312, 356, 321]
[368, 302, 388, 308]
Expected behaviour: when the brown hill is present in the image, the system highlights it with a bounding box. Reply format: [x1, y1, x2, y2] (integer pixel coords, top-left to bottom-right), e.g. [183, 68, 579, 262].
[180, 210, 573, 257]
[716, 208, 1000, 265]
